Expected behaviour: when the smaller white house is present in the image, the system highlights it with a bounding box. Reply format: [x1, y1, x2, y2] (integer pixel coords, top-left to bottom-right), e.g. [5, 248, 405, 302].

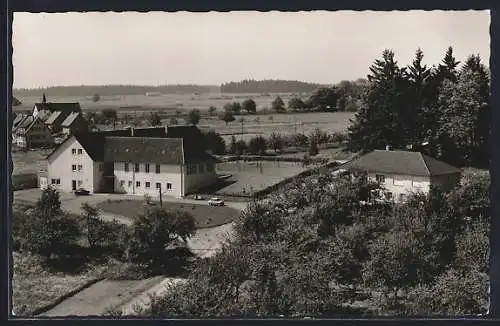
[341, 148, 461, 201]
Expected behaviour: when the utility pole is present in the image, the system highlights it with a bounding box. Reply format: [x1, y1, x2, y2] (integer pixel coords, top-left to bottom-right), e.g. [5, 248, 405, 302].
[159, 187, 163, 208]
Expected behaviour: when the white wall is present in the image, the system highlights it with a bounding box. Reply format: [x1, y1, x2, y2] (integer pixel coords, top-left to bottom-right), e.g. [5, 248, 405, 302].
[47, 136, 96, 193]
[113, 162, 184, 198]
[368, 172, 431, 200]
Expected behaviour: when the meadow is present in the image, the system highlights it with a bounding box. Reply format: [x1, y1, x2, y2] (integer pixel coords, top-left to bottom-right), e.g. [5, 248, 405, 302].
[14, 92, 311, 113]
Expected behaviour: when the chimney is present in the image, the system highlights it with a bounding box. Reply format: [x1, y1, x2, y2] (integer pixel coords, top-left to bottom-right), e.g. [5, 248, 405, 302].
[385, 145, 391, 151]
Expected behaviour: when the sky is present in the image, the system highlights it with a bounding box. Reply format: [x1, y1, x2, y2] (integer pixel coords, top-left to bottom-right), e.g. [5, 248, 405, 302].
[12, 10, 490, 89]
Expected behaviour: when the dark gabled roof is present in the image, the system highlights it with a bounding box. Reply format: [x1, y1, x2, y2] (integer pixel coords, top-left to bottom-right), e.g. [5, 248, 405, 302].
[45, 111, 63, 125]
[341, 150, 461, 177]
[61, 112, 81, 127]
[47, 126, 216, 164]
[34, 102, 81, 113]
[104, 137, 185, 165]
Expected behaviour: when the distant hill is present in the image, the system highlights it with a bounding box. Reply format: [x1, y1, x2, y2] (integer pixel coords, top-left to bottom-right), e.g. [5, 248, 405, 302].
[13, 84, 220, 97]
[220, 79, 328, 94]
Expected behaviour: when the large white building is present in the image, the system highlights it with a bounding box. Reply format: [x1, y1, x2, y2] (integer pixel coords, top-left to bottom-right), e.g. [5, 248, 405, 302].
[341, 149, 461, 201]
[42, 126, 217, 198]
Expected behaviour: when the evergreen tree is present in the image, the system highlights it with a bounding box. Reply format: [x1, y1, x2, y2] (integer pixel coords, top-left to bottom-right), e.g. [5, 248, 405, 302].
[405, 48, 433, 148]
[347, 50, 409, 152]
[437, 54, 490, 167]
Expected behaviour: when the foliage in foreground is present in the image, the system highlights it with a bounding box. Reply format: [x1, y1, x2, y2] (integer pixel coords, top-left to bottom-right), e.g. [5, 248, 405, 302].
[143, 169, 490, 317]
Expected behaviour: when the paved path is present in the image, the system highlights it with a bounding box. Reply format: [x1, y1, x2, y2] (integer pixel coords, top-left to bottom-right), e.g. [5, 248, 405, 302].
[39, 276, 165, 317]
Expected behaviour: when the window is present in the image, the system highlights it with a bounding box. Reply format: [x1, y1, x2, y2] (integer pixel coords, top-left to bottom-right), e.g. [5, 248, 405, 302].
[375, 174, 385, 183]
[145, 182, 151, 188]
[72, 148, 77, 155]
[166, 182, 172, 190]
[77, 164, 83, 172]
[136, 181, 141, 188]
[155, 164, 160, 174]
[124, 163, 129, 172]
[72, 164, 77, 172]
[128, 181, 132, 187]
[198, 163, 205, 173]
[120, 180, 125, 187]
[145, 164, 150, 173]
[135, 164, 140, 172]
[51, 178, 56, 184]
[56, 179, 60, 185]
[156, 182, 161, 189]
[78, 149, 83, 155]
[99, 163, 104, 172]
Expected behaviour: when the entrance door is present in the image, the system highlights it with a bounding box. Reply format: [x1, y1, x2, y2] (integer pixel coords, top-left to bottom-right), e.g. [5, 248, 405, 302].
[72, 180, 77, 190]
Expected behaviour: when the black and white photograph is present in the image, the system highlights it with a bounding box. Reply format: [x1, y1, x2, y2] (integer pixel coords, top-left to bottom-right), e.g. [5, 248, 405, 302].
[10, 10, 491, 317]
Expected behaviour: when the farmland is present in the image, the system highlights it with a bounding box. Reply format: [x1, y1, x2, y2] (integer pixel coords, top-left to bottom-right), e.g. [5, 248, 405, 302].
[11, 148, 51, 175]
[13, 92, 312, 113]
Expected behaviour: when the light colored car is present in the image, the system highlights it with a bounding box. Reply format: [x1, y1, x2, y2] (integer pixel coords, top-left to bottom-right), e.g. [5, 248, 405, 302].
[208, 197, 225, 206]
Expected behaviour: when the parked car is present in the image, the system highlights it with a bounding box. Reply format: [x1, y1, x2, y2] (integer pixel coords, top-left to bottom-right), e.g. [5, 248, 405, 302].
[208, 197, 225, 206]
[74, 188, 90, 196]
[193, 194, 205, 200]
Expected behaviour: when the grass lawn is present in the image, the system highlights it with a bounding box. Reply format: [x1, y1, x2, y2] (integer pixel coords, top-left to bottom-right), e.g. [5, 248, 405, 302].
[12, 251, 95, 316]
[96, 199, 239, 228]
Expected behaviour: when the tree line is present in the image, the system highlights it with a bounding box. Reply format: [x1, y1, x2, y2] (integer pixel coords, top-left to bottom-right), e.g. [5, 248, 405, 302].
[347, 47, 490, 168]
[220, 79, 325, 93]
[137, 168, 489, 317]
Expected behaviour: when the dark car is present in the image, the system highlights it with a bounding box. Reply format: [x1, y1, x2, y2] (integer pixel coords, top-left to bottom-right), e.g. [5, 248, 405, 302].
[74, 188, 90, 196]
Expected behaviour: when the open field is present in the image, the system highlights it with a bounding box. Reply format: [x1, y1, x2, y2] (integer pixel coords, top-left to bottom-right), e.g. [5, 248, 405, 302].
[214, 161, 309, 197]
[96, 199, 240, 228]
[12, 148, 51, 175]
[12, 251, 95, 316]
[14, 92, 311, 113]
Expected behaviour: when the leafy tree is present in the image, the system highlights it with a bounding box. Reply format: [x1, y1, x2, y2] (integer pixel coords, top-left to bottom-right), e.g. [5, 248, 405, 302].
[234, 201, 283, 243]
[224, 102, 242, 115]
[271, 96, 286, 113]
[169, 117, 179, 125]
[306, 87, 339, 111]
[92, 93, 101, 103]
[310, 128, 329, 145]
[187, 109, 201, 126]
[292, 133, 309, 149]
[203, 130, 226, 155]
[268, 132, 284, 153]
[268, 115, 274, 121]
[208, 106, 217, 116]
[149, 112, 162, 126]
[242, 99, 257, 114]
[127, 206, 195, 270]
[347, 49, 410, 153]
[220, 110, 235, 125]
[13, 96, 22, 106]
[234, 139, 247, 155]
[247, 136, 267, 155]
[454, 219, 489, 274]
[309, 139, 319, 156]
[229, 135, 238, 154]
[287, 97, 306, 112]
[101, 108, 118, 126]
[36, 186, 62, 218]
[81, 202, 102, 249]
